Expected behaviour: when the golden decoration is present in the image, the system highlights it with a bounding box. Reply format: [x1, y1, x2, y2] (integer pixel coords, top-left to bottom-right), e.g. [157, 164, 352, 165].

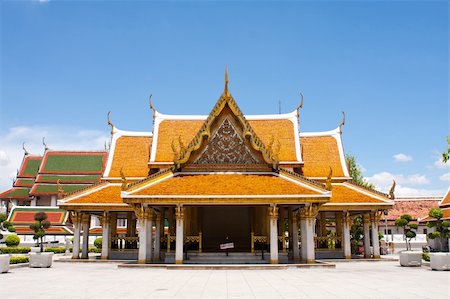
[325, 166, 333, 191]
[120, 167, 128, 191]
[389, 180, 396, 199]
[57, 179, 64, 199]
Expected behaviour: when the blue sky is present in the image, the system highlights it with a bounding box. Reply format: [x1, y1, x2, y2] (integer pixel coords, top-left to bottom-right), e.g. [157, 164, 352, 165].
[0, 0, 448, 196]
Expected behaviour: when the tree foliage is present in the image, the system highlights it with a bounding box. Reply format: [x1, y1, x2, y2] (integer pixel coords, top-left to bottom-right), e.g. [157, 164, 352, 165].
[394, 214, 417, 251]
[426, 208, 450, 252]
[442, 137, 450, 163]
[29, 212, 51, 252]
[0, 213, 15, 240]
[350, 215, 364, 254]
[345, 155, 375, 190]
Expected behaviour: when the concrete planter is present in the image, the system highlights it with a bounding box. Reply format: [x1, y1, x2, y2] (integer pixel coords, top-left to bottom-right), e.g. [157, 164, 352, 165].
[29, 252, 54, 268]
[399, 251, 422, 267]
[430, 252, 450, 271]
[0, 254, 10, 273]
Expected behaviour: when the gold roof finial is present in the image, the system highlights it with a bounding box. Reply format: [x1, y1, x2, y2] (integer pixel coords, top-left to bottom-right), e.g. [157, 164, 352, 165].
[120, 167, 128, 191]
[389, 180, 396, 199]
[107, 111, 115, 134]
[296, 92, 304, 111]
[22, 142, 29, 155]
[339, 111, 346, 132]
[57, 179, 64, 199]
[149, 94, 157, 115]
[224, 65, 229, 96]
[42, 137, 49, 151]
[325, 166, 333, 191]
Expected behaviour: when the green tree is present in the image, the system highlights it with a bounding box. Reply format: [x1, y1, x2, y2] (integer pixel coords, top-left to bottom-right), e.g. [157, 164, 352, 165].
[29, 212, 51, 252]
[442, 137, 450, 163]
[394, 214, 418, 251]
[346, 154, 375, 190]
[426, 208, 450, 252]
[350, 215, 364, 254]
[0, 213, 16, 239]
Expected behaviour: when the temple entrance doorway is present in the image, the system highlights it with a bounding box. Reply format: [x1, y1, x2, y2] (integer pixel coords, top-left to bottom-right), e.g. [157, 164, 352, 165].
[201, 206, 251, 252]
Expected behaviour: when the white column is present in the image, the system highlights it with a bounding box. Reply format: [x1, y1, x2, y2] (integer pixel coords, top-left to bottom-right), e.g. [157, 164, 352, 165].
[30, 198, 37, 206]
[175, 206, 184, 264]
[363, 214, 371, 258]
[292, 212, 300, 261]
[101, 212, 110, 260]
[50, 195, 57, 207]
[342, 212, 351, 259]
[299, 204, 319, 264]
[371, 212, 380, 258]
[146, 214, 153, 261]
[81, 214, 90, 259]
[137, 207, 152, 263]
[154, 213, 161, 261]
[71, 213, 81, 259]
[269, 206, 279, 264]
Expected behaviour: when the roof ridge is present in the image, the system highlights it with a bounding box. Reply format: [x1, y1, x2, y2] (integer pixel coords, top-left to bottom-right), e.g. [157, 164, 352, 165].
[345, 180, 390, 198]
[278, 168, 328, 191]
[125, 167, 174, 191]
[62, 180, 109, 199]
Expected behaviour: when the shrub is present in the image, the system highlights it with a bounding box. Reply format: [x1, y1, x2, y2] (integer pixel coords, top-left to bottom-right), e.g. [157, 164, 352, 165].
[10, 256, 29, 264]
[422, 252, 430, 262]
[7, 226, 16, 232]
[94, 237, 102, 249]
[426, 208, 450, 252]
[0, 247, 31, 254]
[44, 247, 66, 254]
[0, 214, 15, 240]
[395, 214, 418, 251]
[89, 247, 101, 253]
[5, 234, 20, 247]
[29, 212, 51, 252]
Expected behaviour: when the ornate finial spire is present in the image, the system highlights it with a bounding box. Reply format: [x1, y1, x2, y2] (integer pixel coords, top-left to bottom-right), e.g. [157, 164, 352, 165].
[224, 65, 229, 96]
[149, 94, 155, 111]
[57, 179, 64, 199]
[339, 111, 346, 132]
[389, 180, 396, 199]
[42, 137, 49, 151]
[22, 142, 29, 155]
[325, 166, 333, 191]
[107, 111, 115, 134]
[296, 92, 304, 112]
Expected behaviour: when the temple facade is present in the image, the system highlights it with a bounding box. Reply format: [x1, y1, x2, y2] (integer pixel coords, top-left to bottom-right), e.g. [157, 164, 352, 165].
[53, 73, 395, 264]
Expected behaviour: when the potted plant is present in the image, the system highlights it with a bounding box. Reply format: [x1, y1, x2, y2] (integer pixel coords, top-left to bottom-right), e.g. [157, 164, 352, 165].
[395, 214, 421, 266]
[426, 208, 450, 271]
[29, 212, 53, 268]
[0, 213, 16, 273]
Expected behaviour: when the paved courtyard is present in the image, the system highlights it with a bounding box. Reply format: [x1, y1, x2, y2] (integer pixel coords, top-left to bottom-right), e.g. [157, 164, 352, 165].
[2, 261, 449, 299]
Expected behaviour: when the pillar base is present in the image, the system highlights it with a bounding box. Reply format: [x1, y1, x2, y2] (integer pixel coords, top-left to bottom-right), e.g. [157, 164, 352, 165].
[373, 255, 381, 259]
[101, 256, 108, 260]
[71, 256, 79, 260]
[305, 259, 316, 264]
[270, 259, 278, 264]
[175, 260, 183, 264]
[344, 255, 351, 259]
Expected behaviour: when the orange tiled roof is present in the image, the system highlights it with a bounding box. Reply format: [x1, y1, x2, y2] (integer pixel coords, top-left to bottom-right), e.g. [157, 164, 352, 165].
[382, 199, 440, 221]
[329, 183, 391, 204]
[130, 173, 323, 196]
[420, 208, 450, 222]
[108, 136, 152, 178]
[300, 136, 345, 177]
[154, 119, 298, 162]
[62, 184, 124, 204]
[440, 189, 450, 206]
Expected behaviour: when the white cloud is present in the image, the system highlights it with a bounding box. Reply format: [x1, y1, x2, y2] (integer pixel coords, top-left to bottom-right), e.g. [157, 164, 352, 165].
[365, 171, 445, 197]
[366, 171, 430, 187]
[0, 125, 109, 191]
[434, 157, 450, 169]
[439, 173, 450, 182]
[393, 153, 412, 162]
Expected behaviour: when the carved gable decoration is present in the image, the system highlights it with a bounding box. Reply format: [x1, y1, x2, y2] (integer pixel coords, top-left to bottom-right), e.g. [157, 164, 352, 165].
[194, 118, 259, 165]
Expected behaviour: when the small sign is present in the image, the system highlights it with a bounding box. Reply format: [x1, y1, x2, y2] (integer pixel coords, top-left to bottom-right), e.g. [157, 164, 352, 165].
[220, 242, 234, 250]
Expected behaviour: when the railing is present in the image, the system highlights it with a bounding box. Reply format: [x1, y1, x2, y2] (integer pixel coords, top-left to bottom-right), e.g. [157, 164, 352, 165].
[163, 233, 177, 253]
[314, 236, 342, 250]
[111, 236, 139, 250]
[185, 232, 202, 253]
[251, 232, 267, 253]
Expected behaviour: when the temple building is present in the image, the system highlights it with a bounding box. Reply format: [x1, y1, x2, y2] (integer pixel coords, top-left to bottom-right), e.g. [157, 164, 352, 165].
[57, 72, 394, 264]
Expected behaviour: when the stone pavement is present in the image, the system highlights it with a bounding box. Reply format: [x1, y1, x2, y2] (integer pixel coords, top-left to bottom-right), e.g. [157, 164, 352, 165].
[2, 261, 449, 299]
